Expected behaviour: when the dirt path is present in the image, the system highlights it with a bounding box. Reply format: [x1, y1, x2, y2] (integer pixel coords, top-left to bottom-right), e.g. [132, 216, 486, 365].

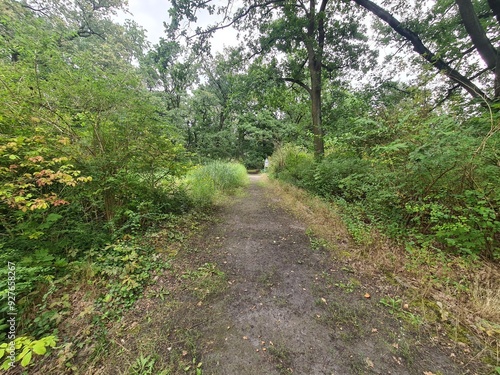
[191, 175, 473, 375]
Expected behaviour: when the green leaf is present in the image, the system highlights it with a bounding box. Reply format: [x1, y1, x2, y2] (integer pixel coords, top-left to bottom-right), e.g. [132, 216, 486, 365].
[0, 348, 5, 358]
[32, 341, 47, 355]
[20, 350, 32, 367]
[1, 359, 11, 370]
[43, 335, 57, 347]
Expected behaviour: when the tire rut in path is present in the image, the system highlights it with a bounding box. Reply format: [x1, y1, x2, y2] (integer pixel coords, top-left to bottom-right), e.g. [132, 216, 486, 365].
[196, 175, 469, 375]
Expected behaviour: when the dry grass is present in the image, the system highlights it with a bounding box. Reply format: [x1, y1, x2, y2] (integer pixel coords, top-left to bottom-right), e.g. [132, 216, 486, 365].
[470, 264, 500, 323]
[263, 175, 500, 366]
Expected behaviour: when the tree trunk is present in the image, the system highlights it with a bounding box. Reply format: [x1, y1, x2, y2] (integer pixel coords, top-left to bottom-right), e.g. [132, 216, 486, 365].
[455, 0, 500, 100]
[307, 0, 325, 158]
[456, 0, 497, 69]
[487, 0, 500, 25]
[309, 58, 324, 158]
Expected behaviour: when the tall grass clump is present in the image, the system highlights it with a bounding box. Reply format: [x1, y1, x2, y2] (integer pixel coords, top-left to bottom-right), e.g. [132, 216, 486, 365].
[185, 161, 248, 206]
[268, 144, 315, 189]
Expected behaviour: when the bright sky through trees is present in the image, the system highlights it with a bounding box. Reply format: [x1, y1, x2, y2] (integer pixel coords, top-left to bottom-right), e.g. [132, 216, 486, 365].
[115, 0, 239, 52]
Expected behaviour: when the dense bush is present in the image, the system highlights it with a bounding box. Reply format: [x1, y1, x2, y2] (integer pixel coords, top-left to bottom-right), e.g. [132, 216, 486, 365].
[269, 107, 500, 260]
[0, 1, 195, 348]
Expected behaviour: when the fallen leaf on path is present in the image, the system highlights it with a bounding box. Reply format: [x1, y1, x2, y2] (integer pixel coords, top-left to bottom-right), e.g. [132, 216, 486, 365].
[371, 328, 378, 333]
[364, 293, 371, 299]
[392, 356, 402, 365]
[423, 372, 436, 375]
[321, 297, 327, 304]
[365, 357, 374, 368]
[243, 336, 248, 340]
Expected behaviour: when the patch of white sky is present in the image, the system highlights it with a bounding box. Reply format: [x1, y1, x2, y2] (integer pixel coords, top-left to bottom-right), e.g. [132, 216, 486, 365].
[114, 0, 240, 53]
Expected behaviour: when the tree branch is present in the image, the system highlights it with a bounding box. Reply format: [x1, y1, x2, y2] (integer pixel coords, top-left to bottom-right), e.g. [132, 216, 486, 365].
[455, 0, 497, 69]
[351, 0, 491, 102]
[283, 78, 311, 95]
[487, 0, 500, 25]
[446, 45, 477, 65]
[188, 0, 285, 39]
[318, 0, 329, 50]
[432, 67, 492, 109]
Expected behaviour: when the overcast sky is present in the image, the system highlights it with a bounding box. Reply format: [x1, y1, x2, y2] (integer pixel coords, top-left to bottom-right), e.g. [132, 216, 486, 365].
[115, 0, 239, 53]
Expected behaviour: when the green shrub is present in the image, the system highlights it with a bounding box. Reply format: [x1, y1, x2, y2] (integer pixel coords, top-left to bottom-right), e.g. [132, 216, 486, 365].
[269, 144, 314, 187]
[311, 155, 373, 200]
[270, 111, 500, 260]
[185, 161, 248, 206]
[91, 241, 168, 319]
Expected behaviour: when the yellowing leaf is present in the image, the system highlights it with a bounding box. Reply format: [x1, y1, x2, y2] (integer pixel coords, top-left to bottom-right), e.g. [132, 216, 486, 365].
[365, 357, 374, 368]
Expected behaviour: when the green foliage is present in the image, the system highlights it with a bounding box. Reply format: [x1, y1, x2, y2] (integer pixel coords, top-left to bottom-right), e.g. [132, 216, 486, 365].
[181, 263, 224, 280]
[185, 161, 248, 206]
[129, 354, 157, 375]
[311, 155, 374, 201]
[270, 92, 500, 260]
[92, 242, 169, 318]
[269, 144, 315, 188]
[0, 335, 57, 370]
[0, 0, 192, 346]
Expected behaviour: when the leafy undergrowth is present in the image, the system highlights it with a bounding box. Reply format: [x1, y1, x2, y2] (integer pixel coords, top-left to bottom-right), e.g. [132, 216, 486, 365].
[91, 214, 228, 375]
[1, 210, 218, 374]
[263, 175, 500, 372]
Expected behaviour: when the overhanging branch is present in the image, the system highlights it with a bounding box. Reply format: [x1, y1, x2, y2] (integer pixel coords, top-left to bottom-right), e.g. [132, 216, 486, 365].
[351, 0, 491, 103]
[283, 77, 311, 95]
[187, 0, 286, 39]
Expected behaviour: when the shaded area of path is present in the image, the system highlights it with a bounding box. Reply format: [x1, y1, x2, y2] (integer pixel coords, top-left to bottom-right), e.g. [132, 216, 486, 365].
[196, 175, 473, 375]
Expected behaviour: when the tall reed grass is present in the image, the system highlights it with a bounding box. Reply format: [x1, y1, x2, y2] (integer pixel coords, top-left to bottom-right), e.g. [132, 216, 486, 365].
[185, 161, 248, 206]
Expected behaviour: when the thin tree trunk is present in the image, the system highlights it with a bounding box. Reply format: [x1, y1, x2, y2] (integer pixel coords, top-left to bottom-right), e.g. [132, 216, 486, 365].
[309, 58, 324, 158]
